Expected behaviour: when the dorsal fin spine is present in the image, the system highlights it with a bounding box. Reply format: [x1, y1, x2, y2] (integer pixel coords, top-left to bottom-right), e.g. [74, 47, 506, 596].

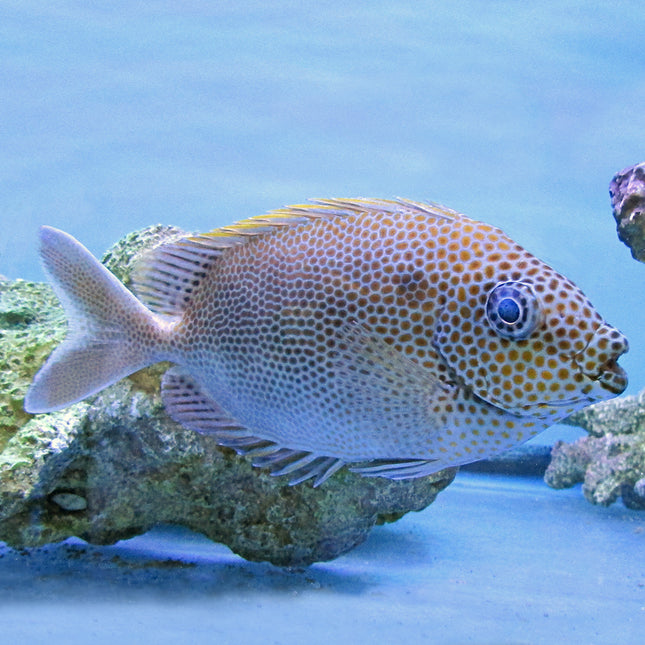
[132, 197, 459, 316]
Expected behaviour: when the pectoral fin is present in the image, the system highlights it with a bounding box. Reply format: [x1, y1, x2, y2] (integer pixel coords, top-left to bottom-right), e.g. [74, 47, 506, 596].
[328, 320, 454, 433]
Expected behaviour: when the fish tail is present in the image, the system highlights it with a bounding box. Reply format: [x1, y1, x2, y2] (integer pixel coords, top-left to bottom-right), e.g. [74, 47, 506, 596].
[24, 226, 168, 413]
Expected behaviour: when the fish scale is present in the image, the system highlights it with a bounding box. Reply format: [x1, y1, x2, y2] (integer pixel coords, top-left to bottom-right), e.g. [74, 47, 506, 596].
[24, 198, 629, 485]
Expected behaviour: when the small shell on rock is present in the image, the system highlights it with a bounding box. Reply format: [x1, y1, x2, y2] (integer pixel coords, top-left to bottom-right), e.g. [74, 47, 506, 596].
[50, 492, 87, 512]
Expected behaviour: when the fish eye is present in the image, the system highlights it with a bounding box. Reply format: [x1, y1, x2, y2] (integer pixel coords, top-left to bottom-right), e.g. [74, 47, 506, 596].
[497, 297, 520, 324]
[485, 281, 541, 340]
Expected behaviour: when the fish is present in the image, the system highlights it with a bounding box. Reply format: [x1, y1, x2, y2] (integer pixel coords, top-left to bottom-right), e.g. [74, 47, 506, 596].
[24, 198, 629, 486]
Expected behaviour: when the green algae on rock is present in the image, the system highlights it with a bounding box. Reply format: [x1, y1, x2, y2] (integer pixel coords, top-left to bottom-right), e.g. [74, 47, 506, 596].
[0, 278, 65, 453]
[0, 226, 455, 567]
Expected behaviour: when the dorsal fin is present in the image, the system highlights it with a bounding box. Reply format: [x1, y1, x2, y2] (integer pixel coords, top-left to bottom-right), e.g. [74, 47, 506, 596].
[195, 198, 459, 245]
[131, 236, 222, 316]
[131, 198, 459, 315]
[297, 197, 460, 222]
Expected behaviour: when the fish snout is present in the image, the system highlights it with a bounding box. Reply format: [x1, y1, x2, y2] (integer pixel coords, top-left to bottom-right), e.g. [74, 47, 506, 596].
[580, 323, 629, 395]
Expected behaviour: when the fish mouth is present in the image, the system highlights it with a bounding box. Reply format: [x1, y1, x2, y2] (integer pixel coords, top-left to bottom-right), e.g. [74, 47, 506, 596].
[523, 353, 627, 414]
[521, 336, 628, 416]
[586, 356, 628, 395]
[576, 323, 629, 397]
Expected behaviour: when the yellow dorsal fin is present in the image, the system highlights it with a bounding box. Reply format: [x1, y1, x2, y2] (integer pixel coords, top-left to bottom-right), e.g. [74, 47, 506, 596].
[190, 197, 460, 247]
[132, 198, 460, 316]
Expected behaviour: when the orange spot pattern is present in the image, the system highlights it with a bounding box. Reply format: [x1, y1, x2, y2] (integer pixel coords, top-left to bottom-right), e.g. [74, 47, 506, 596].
[173, 199, 627, 466]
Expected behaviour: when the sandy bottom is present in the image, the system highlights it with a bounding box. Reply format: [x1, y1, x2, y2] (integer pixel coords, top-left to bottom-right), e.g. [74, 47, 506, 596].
[1, 473, 643, 645]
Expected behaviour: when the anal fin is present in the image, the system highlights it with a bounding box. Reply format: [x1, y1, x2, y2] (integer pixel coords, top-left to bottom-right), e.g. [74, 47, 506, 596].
[160, 367, 345, 486]
[350, 459, 441, 480]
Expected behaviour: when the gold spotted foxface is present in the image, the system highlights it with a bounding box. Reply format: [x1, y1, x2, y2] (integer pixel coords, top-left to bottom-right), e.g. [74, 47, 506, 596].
[25, 199, 628, 485]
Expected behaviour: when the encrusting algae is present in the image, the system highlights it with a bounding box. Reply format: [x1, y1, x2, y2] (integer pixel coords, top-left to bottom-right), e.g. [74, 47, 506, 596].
[24, 198, 629, 486]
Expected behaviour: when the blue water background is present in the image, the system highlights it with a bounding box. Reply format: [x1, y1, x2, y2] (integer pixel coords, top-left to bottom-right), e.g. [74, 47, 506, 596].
[1, 2, 643, 394]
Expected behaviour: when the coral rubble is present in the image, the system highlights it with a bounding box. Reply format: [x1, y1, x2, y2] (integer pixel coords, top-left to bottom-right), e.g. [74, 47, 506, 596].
[545, 390, 645, 509]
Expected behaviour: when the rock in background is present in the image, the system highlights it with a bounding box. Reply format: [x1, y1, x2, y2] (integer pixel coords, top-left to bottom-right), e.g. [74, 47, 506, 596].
[0, 226, 455, 568]
[610, 162, 645, 263]
[545, 163, 645, 510]
[545, 390, 645, 509]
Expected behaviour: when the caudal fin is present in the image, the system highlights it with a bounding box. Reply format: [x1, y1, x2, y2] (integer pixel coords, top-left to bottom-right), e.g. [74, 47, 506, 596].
[24, 226, 163, 413]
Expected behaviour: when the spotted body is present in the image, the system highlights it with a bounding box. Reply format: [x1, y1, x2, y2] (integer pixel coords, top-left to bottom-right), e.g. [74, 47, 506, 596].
[24, 199, 628, 485]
